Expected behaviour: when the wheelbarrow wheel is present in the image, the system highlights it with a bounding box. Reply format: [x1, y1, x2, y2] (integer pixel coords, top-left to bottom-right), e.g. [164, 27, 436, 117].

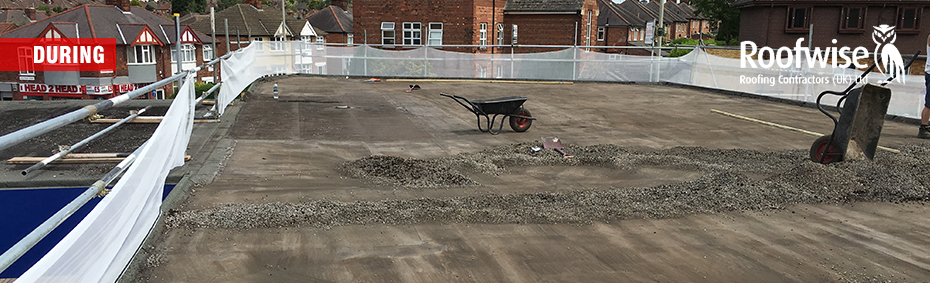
[509, 108, 532, 132]
[810, 135, 843, 164]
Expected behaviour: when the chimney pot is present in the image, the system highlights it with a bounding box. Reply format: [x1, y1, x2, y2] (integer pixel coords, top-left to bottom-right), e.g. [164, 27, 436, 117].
[25, 8, 36, 21]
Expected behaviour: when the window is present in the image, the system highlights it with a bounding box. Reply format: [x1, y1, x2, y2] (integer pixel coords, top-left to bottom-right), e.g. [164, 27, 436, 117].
[381, 22, 395, 45]
[316, 37, 325, 50]
[479, 23, 488, 48]
[496, 65, 503, 78]
[586, 10, 592, 46]
[203, 45, 214, 61]
[597, 27, 605, 41]
[127, 45, 154, 64]
[511, 24, 518, 44]
[403, 22, 422, 45]
[478, 65, 487, 78]
[786, 7, 810, 32]
[496, 23, 503, 45]
[252, 37, 263, 41]
[839, 7, 865, 33]
[347, 34, 354, 44]
[271, 36, 285, 51]
[898, 7, 921, 32]
[181, 44, 195, 62]
[428, 23, 443, 45]
[18, 46, 34, 75]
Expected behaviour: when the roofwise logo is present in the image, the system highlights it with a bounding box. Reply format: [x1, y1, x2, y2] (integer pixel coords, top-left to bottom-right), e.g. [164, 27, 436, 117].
[0, 38, 116, 72]
[739, 24, 906, 86]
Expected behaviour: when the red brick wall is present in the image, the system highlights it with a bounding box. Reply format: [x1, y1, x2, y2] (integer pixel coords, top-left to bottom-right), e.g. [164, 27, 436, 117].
[739, 5, 930, 56]
[473, 0, 505, 53]
[325, 33, 347, 44]
[354, 0, 476, 47]
[503, 14, 581, 53]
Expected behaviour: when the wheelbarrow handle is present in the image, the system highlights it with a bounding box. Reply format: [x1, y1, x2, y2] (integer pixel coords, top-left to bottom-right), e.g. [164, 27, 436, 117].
[440, 93, 485, 115]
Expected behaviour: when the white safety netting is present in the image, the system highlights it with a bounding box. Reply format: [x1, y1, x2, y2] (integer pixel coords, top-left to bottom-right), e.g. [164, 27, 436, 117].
[16, 73, 196, 283]
[685, 47, 925, 119]
[216, 42, 924, 119]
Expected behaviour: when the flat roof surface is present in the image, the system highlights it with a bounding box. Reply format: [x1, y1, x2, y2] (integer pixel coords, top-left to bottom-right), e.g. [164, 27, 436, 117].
[117, 76, 930, 282]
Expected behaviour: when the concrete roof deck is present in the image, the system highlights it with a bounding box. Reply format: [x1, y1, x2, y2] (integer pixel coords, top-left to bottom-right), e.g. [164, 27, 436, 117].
[122, 76, 930, 282]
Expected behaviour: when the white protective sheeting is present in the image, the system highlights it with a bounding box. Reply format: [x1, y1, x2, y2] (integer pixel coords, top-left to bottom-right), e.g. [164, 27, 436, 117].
[686, 47, 925, 119]
[16, 73, 196, 283]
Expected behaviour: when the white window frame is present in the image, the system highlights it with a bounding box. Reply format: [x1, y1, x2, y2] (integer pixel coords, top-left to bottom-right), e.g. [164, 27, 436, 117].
[496, 23, 503, 45]
[403, 22, 422, 45]
[128, 45, 155, 65]
[381, 22, 395, 45]
[597, 27, 605, 41]
[203, 45, 214, 60]
[428, 23, 443, 46]
[181, 44, 196, 62]
[479, 23, 488, 48]
[478, 65, 487, 78]
[347, 34, 354, 44]
[271, 36, 285, 51]
[316, 36, 325, 50]
[18, 46, 34, 76]
[585, 10, 593, 47]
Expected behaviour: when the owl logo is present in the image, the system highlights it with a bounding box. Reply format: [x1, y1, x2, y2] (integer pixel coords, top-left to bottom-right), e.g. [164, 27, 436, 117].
[872, 25, 906, 83]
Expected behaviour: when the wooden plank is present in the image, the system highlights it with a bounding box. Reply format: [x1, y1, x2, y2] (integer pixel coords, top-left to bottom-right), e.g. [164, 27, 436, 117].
[7, 155, 191, 164]
[201, 100, 216, 105]
[90, 117, 219, 124]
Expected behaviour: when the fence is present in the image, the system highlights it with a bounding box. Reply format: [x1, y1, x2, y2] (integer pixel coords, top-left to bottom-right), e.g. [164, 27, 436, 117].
[214, 42, 925, 119]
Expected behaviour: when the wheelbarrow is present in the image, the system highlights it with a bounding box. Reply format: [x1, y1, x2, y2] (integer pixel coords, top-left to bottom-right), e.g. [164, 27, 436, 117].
[440, 93, 536, 135]
[810, 50, 920, 164]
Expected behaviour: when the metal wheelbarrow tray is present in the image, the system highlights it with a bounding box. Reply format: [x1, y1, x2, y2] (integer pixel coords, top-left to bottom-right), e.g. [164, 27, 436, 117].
[440, 93, 536, 135]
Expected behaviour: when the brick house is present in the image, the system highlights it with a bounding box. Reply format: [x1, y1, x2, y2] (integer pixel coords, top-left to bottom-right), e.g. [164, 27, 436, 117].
[306, 4, 353, 44]
[643, 0, 687, 41]
[501, 0, 598, 53]
[733, 0, 930, 61]
[0, 0, 215, 101]
[595, 0, 710, 55]
[353, 0, 506, 53]
[182, 0, 327, 57]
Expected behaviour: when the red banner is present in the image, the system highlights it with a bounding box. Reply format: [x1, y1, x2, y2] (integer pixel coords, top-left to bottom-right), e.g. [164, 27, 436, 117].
[0, 38, 116, 72]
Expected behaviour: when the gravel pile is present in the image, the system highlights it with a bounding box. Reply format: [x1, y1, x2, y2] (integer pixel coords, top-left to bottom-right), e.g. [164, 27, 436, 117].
[168, 142, 930, 230]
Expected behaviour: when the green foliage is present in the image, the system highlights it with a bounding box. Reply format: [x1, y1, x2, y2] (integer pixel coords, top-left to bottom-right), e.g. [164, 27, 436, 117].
[51, 6, 65, 13]
[36, 5, 50, 11]
[130, 0, 143, 7]
[195, 82, 217, 99]
[667, 49, 693, 57]
[171, 0, 205, 14]
[690, 0, 741, 45]
[219, 0, 242, 9]
[304, 0, 330, 10]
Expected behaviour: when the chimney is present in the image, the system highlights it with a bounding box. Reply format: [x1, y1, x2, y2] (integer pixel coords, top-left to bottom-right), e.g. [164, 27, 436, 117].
[25, 8, 35, 21]
[107, 0, 132, 12]
[245, 0, 262, 10]
[331, 0, 348, 11]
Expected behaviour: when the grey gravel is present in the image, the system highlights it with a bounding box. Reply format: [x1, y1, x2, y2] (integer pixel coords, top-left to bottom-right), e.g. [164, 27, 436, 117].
[167, 142, 930, 230]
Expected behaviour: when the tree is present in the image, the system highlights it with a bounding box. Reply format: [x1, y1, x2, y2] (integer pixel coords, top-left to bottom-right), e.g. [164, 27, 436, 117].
[689, 0, 741, 46]
[172, 0, 206, 14]
[52, 6, 65, 13]
[219, 0, 242, 10]
[130, 0, 143, 8]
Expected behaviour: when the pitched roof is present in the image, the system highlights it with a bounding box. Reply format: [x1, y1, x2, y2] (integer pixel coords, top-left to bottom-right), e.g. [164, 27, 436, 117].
[0, 0, 102, 10]
[305, 5, 351, 33]
[615, 0, 666, 26]
[0, 9, 48, 26]
[643, 1, 684, 23]
[597, 0, 644, 27]
[0, 22, 16, 34]
[182, 4, 326, 37]
[2, 5, 212, 45]
[504, 0, 586, 12]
